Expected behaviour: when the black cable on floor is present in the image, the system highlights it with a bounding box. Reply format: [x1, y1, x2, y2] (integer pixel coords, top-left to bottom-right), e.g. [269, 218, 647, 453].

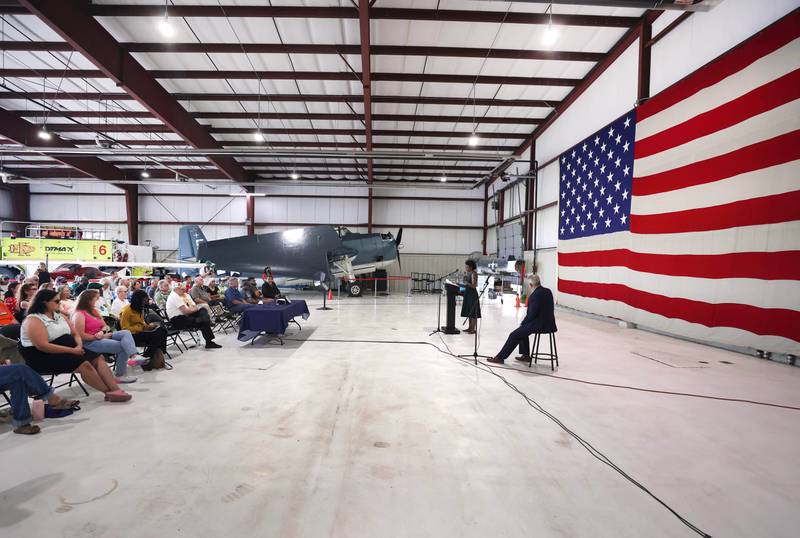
[282, 337, 798, 412]
[284, 335, 716, 536]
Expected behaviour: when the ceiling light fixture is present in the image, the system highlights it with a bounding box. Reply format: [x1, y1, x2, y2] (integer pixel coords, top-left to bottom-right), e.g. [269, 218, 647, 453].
[158, 0, 175, 38]
[0, 170, 8, 183]
[290, 171, 299, 180]
[542, 3, 559, 48]
[253, 130, 265, 142]
[37, 126, 52, 141]
[141, 167, 150, 179]
[468, 133, 480, 147]
[440, 175, 447, 183]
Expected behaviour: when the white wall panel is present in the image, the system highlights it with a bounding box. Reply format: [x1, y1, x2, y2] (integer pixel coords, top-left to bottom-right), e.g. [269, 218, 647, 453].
[486, 228, 498, 256]
[143, 223, 247, 255]
[535, 40, 639, 165]
[0, 189, 13, 220]
[650, 0, 799, 96]
[535, 205, 559, 250]
[537, 162, 560, 206]
[139, 193, 245, 223]
[30, 194, 125, 222]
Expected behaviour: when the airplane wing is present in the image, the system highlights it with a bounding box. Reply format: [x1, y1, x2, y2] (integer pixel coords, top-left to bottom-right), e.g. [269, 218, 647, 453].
[194, 225, 350, 283]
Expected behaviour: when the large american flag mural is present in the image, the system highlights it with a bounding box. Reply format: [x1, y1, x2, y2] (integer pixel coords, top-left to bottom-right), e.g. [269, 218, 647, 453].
[557, 11, 800, 355]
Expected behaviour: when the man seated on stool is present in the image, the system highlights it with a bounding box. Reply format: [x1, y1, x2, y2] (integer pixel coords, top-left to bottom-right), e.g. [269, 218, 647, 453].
[488, 274, 556, 364]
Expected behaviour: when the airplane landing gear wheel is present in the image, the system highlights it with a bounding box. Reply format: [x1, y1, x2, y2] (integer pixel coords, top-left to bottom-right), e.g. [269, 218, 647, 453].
[348, 282, 363, 297]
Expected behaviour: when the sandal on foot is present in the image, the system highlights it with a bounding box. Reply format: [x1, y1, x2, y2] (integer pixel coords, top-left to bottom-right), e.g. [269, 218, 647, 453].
[104, 390, 132, 403]
[51, 399, 80, 411]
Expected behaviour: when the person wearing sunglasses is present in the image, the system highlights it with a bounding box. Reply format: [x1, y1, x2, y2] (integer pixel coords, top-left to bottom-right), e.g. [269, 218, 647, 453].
[18, 289, 132, 403]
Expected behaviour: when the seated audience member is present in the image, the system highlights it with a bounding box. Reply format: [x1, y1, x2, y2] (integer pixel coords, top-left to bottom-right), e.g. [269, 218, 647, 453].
[18, 289, 131, 402]
[0, 324, 23, 364]
[110, 285, 130, 318]
[488, 274, 557, 364]
[206, 279, 222, 301]
[73, 275, 90, 296]
[166, 285, 221, 349]
[224, 278, 256, 313]
[261, 271, 283, 301]
[99, 278, 113, 303]
[153, 280, 171, 312]
[128, 279, 143, 300]
[38, 282, 55, 292]
[15, 283, 36, 322]
[119, 290, 167, 366]
[56, 285, 77, 317]
[241, 278, 261, 304]
[73, 290, 147, 384]
[4, 281, 19, 311]
[36, 262, 52, 285]
[0, 362, 80, 435]
[145, 277, 159, 299]
[190, 277, 219, 314]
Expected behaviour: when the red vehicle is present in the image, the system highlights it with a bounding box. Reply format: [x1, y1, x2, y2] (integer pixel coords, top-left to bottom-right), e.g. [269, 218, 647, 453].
[49, 263, 109, 281]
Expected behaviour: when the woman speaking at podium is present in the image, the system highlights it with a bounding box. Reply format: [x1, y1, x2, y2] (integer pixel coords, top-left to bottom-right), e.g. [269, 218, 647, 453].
[460, 259, 481, 334]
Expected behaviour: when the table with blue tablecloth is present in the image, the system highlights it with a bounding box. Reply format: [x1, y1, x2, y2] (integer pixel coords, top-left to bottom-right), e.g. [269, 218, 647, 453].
[237, 301, 310, 343]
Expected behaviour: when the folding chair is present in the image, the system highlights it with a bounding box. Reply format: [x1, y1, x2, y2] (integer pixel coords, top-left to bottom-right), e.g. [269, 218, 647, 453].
[45, 372, 90, 397]
[151, 306, 193, 351]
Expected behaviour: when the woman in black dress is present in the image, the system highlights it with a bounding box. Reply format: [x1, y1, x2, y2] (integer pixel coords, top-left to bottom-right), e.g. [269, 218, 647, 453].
[460, 259, 481, 334]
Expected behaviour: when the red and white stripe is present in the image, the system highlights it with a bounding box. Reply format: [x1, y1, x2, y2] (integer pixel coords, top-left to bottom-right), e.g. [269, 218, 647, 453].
[558, 11, 800, 354]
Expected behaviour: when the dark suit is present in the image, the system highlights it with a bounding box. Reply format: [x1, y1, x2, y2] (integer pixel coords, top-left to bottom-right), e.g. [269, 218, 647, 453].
[495, 286, 557, 361]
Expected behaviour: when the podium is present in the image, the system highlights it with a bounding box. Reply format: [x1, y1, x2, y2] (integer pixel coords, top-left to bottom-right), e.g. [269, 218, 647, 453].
[441, 280, 462, 334]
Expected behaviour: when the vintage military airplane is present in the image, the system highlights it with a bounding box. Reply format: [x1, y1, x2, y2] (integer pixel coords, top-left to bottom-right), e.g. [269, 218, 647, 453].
[178, 225, 402, 296]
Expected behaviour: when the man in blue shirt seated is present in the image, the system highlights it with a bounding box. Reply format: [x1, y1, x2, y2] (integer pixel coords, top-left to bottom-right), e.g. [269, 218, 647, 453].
[224, 277, 257, 313]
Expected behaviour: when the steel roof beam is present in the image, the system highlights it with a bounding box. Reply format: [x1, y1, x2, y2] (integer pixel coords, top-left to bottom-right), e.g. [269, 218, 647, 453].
[0, 40, 604, 62]
[79, 5, 638, 27]
[0, 68, 581, 87]
[15, 139, 518, 151]
[18, 0, 249, 184]
[0, 108, 130, 188]
[0, 91, 558, 108]
[5, 110, 542, 125]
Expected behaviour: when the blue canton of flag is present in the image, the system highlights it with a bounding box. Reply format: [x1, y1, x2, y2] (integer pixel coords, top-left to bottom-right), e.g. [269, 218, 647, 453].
[558, 112, 636, 240]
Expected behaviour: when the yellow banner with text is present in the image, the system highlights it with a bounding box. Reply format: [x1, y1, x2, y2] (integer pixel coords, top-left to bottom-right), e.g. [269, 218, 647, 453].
[0, 238, 113, 261]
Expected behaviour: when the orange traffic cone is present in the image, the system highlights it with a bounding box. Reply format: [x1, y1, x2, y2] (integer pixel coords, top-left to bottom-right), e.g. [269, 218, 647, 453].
[515, 295, 521, 308]
[327, 289, 333, 301]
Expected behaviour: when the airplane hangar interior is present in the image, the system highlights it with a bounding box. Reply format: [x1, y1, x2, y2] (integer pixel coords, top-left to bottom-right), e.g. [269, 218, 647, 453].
[0, 1, 798, 537]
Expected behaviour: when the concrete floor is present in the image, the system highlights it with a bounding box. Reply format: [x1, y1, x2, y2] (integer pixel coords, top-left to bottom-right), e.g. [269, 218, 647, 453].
[1, 293, 798, 538]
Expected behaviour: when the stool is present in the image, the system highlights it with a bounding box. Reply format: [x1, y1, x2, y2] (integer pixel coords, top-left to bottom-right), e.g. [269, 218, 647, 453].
[529, 332, 559, 371]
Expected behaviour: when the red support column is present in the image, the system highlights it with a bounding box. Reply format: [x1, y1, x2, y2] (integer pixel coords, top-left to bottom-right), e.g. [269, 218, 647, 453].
[638, 12, 657, 103]
[525, 141, 537, 252]
[9, 185, 30, 237]
[244, 186, 255, 236]
[359, 0, 374, 233]
[124, 185, 139, 244]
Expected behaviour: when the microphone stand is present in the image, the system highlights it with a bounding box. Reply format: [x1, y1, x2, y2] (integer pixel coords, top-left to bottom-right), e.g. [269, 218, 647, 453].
[458, 275, 493, 365]
[429, 269, 459, 336]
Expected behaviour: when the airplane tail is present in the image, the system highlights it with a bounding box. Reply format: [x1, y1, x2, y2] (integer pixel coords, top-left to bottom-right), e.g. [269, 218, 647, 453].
[178, 225, 207, 261]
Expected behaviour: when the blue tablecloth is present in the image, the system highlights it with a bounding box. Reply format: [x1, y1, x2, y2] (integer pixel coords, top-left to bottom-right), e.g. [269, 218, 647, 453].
[237, 301, 310, 342]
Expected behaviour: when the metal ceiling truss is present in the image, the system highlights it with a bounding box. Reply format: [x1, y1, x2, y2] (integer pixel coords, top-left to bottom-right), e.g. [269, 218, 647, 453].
[0, 0, 667, 192]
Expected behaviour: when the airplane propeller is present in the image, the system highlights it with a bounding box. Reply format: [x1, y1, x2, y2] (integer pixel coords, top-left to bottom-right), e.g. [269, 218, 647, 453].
[394, 227, 403, 271]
